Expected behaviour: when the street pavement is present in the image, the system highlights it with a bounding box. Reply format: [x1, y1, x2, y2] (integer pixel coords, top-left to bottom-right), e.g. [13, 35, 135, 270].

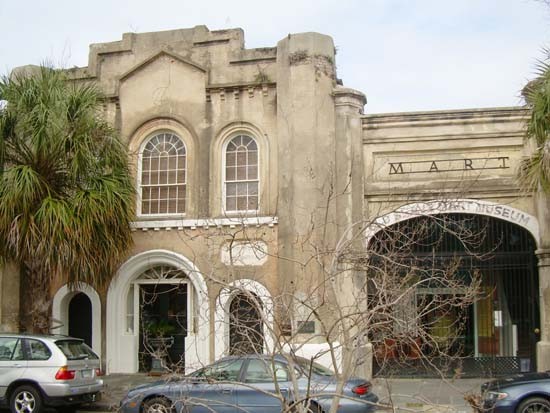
[75, 374, 484, 412]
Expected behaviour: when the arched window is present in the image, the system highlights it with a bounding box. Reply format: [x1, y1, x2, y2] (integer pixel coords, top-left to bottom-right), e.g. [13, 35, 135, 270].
[140, 132, 186, 215]
[224, 135, 258, 212]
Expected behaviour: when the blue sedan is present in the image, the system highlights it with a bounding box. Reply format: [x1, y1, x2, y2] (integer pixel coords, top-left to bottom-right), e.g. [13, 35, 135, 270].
[119, 354, 379, 413]
[481, 371, 550, 413]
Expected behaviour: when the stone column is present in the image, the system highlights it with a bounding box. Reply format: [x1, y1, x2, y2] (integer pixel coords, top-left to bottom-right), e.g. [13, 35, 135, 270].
[536, 190, 550, 371]
[537, 248, 550, 371]
[333, 87, 371, 378]
[276, 32, 338, 337]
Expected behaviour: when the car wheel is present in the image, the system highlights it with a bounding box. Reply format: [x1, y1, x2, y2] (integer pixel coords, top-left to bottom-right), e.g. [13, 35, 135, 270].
[518, 397, 550, 413]
[142, 397, 174, 413]
[294, 401, 322, 413]
[10, 385, 43, 413]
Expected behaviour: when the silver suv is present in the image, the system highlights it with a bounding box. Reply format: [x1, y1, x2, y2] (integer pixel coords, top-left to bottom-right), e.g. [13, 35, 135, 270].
[0, 334, 103, 413]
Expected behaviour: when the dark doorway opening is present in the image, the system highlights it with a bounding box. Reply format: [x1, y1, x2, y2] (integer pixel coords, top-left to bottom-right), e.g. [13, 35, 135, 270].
[68, 293, 92, 347]
[139, 283, 187, 373]
[229, 292, 264, 355]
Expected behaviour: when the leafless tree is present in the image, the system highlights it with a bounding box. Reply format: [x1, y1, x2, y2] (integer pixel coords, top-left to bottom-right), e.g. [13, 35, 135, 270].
[125, 198, 492, 413]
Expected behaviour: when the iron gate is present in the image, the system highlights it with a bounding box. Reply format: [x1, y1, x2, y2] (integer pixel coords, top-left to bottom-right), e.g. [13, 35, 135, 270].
[370, 213, 540, 378]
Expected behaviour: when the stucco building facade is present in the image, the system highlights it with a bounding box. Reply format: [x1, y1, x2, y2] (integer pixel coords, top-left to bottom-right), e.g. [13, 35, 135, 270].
[1, 26, 548, 378]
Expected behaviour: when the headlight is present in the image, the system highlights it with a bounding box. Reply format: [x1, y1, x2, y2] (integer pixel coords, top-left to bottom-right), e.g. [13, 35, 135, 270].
[485, 391, 508, 401]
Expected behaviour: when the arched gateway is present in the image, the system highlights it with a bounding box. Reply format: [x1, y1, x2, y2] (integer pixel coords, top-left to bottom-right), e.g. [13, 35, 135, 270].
[367, 200, 541, 377]
[106, 250, 209, 374]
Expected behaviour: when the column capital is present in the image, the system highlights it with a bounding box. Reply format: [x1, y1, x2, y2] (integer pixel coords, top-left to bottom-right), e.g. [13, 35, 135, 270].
[333, 86, 366, 114]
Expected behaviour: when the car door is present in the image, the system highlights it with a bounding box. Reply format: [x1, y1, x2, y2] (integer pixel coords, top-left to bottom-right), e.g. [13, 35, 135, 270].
[0, 337, 27, 400]
[182, 358, 244, 413]
[236, 359, 291, 413]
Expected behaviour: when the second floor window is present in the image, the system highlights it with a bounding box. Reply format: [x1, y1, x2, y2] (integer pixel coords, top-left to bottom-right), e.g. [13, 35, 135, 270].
[140, 132, 186, 215]
[224, 135, 259, 212]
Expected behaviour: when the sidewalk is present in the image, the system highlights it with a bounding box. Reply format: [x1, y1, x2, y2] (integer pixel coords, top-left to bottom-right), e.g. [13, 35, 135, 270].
[89, 374, 484, 412]
[372, 378, 483, 412]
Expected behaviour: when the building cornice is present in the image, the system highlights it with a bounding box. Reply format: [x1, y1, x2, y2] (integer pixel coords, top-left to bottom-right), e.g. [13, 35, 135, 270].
[363, 106, 528, 128]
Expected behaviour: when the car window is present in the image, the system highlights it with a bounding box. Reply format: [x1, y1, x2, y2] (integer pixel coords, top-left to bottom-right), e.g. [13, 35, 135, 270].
[12, 340, 24, 360]
[0, 337, 18, 361]
[295, 357, 334, 377]
[274, 362, 290, 381]
[27, 339, 51, 360]
[244, 359, 273, 383]
[244, 359, 289, 383]
[55, 340, 98, 360]
[196, 359, 244, 382]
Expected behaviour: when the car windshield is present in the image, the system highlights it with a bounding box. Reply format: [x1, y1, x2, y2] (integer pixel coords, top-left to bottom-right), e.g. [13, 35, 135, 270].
[55, 340, 98, 360]
[294, 357, 334, 377]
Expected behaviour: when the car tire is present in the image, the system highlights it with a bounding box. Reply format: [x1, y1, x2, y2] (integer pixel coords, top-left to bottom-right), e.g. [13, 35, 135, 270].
[142, 397, 174, 413]
[308, 402, 323, 413]
[293, 401, 322, 413]
[517, 397, 550, 413]
[10, 385, 43, 413]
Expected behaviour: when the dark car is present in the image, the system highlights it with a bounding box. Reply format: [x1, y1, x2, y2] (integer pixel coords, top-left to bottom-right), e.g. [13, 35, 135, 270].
[481, 371, 550, 413]
[120, 354, 378, 413]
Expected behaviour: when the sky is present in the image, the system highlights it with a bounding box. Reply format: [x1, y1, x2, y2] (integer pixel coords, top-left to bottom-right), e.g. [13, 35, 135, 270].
[1, 0, 550, 114]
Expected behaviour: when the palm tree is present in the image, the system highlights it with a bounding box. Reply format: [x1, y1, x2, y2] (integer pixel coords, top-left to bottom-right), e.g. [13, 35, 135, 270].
[0, 66, 135, 332]
[519, 51, 550, 192]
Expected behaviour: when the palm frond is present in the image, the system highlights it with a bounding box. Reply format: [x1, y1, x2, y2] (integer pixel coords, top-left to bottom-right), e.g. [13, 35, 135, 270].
[0, 64, 135, 290]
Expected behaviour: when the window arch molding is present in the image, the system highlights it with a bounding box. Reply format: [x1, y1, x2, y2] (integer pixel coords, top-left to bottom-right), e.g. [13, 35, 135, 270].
[212, 122, 270, 216]
[129, 119, 197, 218]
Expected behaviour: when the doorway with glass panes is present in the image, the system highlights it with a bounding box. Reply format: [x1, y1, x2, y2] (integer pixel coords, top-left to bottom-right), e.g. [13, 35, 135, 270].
[127, 266, 189, 373]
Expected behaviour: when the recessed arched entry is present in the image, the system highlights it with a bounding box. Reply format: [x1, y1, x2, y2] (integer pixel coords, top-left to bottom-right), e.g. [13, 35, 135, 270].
[136, 266, 189, 373]
[367, 209, 540, 377]
[106, 250, 209, 374]
[51, 284, 101, 357]
[229, 292, 264, 355]
[214, 279, 274, 360]
[68, 293, 92, 347]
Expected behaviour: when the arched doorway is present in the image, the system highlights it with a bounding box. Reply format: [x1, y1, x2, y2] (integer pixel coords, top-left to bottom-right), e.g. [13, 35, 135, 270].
[68, 293, 92, 347]
[214, 279, 274, 360]
[106, 250, 209, 374]
[51, 284, 101, 357]
[229, 292, 264, 355]
[369, 213, 540, 377]
[136, 266, 188, 373]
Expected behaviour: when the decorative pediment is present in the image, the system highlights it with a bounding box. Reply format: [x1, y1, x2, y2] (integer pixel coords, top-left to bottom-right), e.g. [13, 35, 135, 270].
[119, 49, 206, 82]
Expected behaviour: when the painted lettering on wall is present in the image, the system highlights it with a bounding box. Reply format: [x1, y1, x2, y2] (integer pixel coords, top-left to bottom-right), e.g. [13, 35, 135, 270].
[388, 156, 509, 175]
[379, 200, 530, 228]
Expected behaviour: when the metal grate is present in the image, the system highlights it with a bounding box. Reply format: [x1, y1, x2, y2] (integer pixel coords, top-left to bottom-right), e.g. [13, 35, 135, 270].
[370, 213, 539, 378]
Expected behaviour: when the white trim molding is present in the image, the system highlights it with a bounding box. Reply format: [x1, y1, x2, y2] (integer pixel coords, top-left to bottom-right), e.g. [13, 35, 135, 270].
[214, 279, 274, 360]
[51, 283, 102, 358]
[106, 249, 209, 374]
[365, 199, 540, 245]
[131, 216, 278, 231]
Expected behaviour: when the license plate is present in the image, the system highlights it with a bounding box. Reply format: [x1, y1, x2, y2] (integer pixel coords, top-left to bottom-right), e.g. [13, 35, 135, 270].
[81, 369, 93, 378]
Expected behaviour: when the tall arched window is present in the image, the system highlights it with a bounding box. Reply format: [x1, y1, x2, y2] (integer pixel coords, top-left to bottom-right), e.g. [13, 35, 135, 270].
[140, 132, 186, 215]
[224, 135, 258, 212]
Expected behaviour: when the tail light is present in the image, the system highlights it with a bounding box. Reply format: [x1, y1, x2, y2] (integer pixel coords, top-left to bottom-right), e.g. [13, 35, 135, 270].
[352, 383, 371, 395]
[55, 366, 76, 380]
[95, 368, 103, 376]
